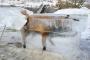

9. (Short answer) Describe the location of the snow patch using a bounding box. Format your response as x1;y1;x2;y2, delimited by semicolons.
0;7;33;30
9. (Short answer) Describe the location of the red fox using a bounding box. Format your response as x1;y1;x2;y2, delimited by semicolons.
21;10;54;51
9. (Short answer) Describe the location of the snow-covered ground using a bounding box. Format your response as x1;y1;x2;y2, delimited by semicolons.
0;46;62;60
0;30;81;60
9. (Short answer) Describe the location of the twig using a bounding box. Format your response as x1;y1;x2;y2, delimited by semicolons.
0;25;6;41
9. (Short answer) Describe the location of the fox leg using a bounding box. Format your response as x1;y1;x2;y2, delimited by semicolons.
41;33;48;51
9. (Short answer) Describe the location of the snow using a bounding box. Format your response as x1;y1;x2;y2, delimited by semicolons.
81;15;90;39
0;7;33;30
0;46;62;60
80;13;90;59
54;8;90;15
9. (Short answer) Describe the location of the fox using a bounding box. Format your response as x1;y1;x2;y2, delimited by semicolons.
20;10;54;51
